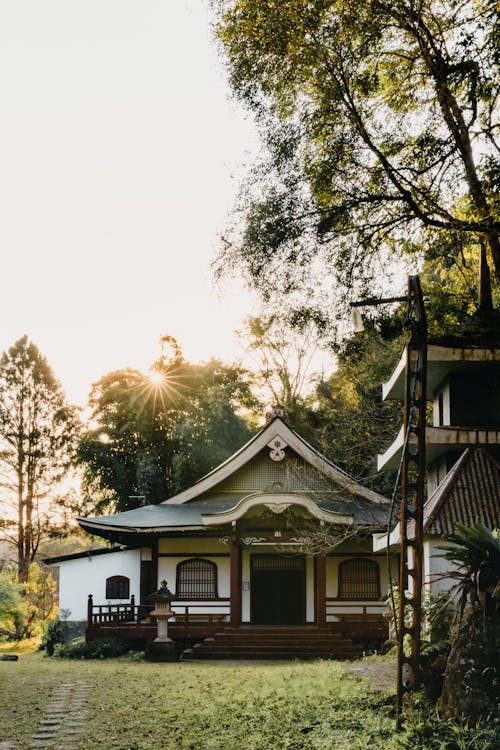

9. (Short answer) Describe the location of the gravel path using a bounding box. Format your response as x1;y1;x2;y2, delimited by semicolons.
347;660;397;692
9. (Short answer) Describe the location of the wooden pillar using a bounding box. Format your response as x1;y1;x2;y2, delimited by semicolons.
87;594;93;627
151;538;159;592
315;553;327;627
230;537;241;628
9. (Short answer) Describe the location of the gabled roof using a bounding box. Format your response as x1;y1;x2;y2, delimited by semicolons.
78;417;390;539
163;417;388;506
423;448;500;535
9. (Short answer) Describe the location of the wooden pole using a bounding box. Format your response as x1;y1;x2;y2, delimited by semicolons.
230;537;241;628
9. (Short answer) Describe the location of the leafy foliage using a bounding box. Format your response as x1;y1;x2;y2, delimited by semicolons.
53;636;138;659
438;521;500;615
0;573;23;639
214;0;500;327
0;337;81;581
0;563;57;639
78;343;257;512
309;326;402;492
438;522;500;720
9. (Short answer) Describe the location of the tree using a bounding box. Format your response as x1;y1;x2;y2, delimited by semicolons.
237;314;322;430
214;0;500;325
78;342;258;512
310;325;402;493
0;337;80;583
438;522;500;720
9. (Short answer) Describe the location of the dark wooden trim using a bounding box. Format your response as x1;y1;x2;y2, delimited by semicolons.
325;551;393;557
230;538;241;628
151;539;158;592
315;553;327;627
157;553;230;558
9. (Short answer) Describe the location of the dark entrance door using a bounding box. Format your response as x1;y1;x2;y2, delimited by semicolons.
251;555;306;625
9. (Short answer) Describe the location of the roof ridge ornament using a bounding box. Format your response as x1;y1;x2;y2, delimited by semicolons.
265;405;288;423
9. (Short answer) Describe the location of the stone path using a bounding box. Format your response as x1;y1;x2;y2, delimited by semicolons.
27;682;90;749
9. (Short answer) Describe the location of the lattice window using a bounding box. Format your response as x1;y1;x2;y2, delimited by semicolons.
176;558;217;599
252;556;305;571
338;559;380;600
106;575;130;600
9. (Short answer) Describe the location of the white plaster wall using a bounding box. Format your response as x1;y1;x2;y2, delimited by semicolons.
432;380;450;426
56;549;141;621
423;538;455;596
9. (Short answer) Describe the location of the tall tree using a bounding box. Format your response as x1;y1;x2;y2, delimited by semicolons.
237;314;322;428
78;342;258;512
0;337;80;582
214;0;500;323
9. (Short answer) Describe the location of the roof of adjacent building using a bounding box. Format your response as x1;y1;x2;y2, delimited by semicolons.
373;447;500;550
423;448;500;535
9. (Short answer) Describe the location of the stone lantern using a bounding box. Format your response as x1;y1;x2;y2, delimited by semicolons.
145;580;177;661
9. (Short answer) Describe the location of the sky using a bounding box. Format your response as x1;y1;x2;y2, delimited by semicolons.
0;0;264;407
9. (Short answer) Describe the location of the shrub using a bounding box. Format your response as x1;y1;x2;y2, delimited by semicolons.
54;636;139;659
42;619;66;655
395;695;500;750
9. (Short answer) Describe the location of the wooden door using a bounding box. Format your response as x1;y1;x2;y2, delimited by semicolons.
251;555;306;625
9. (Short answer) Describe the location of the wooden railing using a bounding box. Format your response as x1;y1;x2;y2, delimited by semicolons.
87;595;154;626
87;595;230;628
170;600;230;627
325;599;387;620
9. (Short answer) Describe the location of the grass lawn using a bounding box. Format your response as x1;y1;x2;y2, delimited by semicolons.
0;652;399;750
1;650;497;750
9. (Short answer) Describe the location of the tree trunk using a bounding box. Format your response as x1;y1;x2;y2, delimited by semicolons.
440;607;500;720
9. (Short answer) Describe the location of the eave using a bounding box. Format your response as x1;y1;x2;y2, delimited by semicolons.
382;344;500;401
377;425;500;471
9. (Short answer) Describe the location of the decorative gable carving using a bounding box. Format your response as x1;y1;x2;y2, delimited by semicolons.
267;436;287;461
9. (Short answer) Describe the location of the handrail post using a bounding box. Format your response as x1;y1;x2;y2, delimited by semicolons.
87;594;93;626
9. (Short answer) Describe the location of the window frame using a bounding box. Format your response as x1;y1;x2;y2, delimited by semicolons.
105;575;130;600
338;558;380;601
175;558;218;600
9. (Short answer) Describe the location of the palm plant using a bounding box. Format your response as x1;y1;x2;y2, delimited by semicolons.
438;521;500;720
438;521;500;619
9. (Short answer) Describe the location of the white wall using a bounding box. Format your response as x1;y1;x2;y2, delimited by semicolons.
423;538;455;596
55;549;141;621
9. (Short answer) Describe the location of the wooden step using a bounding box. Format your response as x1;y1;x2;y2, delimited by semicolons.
180;628;363;661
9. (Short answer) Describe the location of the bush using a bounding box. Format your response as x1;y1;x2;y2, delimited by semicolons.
396;695;500;750
54;636;140;659
42;619;66;655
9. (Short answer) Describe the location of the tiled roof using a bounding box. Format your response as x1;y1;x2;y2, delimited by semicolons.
424;448;500;535
79;491;390;535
